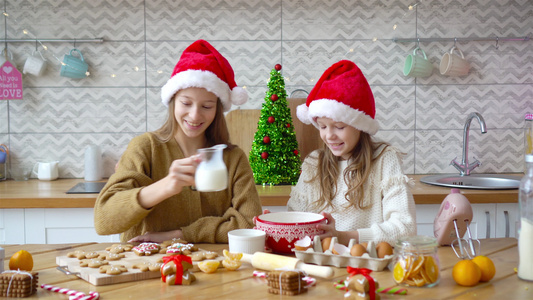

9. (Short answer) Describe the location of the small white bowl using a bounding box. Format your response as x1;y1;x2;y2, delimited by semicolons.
228;229;266;254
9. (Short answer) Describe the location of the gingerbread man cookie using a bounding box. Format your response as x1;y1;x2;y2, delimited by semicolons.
105;243;133;254
79;258;109;268
99;264;128;275
98;251;126;261
132;262;164;272
67;250;100;260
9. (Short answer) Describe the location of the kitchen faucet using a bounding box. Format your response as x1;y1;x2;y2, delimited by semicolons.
450;112;487;176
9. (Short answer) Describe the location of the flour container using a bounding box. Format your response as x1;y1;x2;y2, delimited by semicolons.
518;154;533;281
84;145;102;181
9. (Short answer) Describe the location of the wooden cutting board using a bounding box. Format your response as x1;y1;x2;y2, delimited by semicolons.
56;250;224;286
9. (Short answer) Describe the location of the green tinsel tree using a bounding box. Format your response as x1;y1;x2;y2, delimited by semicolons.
249;64;301;185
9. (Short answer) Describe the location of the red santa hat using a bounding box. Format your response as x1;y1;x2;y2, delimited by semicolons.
296;60;379;135
161;39;248;111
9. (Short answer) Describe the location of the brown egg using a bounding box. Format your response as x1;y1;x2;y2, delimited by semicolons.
360;242;368;250
321;237;332;252
376;241;393;258
350;244;367;257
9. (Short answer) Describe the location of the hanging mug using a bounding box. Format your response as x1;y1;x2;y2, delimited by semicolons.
23;50;47;76
60;49;89;79
440;46;470;76
403;47;433;78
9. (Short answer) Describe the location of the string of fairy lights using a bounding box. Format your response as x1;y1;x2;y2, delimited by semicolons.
1;2;421;80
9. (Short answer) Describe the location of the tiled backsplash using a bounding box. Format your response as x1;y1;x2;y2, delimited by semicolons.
0;0;531;178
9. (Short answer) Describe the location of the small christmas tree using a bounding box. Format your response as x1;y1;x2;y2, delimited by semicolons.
249;64;301;185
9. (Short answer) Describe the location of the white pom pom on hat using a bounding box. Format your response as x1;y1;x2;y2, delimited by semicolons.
296;60;379;135
161;39;248;112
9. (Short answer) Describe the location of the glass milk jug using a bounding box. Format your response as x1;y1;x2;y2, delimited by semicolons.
195;144;228;192
518;154;533;281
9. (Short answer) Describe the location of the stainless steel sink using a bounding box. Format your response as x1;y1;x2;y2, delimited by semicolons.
420;174;521;190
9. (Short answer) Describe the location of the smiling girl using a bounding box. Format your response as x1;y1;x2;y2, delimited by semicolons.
94;40;262;243
287;60;416;245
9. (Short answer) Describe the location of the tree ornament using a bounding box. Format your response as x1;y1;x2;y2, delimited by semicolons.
268;116;275;123
286;123;291;128
261;152;269;159
270;94;278;101
275;64;282;71
293;150;299;155
263;136;271;144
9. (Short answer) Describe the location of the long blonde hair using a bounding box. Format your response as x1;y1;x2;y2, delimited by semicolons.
309;132;389;211
153;96;235;149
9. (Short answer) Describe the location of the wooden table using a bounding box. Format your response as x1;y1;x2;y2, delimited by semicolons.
0;175;520;209
1;238;531;299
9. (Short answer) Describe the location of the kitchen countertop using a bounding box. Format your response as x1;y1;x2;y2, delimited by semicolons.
0;238;530;299
0;174;520;209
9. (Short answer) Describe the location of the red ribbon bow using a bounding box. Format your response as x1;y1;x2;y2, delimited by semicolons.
346;267;376;300
161;255;192;285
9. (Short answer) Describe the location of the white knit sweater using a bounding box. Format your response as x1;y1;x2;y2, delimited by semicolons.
287;145;416;245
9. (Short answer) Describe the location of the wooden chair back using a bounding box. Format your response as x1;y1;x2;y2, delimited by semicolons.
225;98;322;161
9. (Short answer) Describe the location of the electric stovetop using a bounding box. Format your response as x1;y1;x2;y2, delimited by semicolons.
66;182;106;194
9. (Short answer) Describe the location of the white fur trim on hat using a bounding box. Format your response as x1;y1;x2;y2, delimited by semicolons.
301;99;379;135
231;86;248;106
161;69;233;111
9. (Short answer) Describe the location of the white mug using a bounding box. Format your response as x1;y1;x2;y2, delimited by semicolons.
32;161;59;181
440;46;470;76
23;50;47;76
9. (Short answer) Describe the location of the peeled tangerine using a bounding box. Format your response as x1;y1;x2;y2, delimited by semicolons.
222;249;242;271
197;260;220;274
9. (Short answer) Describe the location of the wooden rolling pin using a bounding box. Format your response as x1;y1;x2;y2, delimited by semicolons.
241;252;334;278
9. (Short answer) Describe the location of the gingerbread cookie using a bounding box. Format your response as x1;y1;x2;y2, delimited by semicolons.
67;250;99;260
267;270;307;296
79;258;109;268
132;242;161;256
161;238;188;249
98;251;125;261
0;271;39;298
132;262;164;272
99;264;128;275
105;243;133;254
163;242;197;255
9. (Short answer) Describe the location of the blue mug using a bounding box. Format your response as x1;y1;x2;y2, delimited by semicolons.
0;144;7;164
60;49;88;79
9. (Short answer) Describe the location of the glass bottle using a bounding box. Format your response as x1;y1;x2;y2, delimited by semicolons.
393;235;440;287
518;154;533;281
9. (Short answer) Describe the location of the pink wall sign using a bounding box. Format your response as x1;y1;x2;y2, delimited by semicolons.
0;61;23;100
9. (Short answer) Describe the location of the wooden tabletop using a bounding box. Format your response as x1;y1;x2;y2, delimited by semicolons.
1;238;531;299
0;175;520;209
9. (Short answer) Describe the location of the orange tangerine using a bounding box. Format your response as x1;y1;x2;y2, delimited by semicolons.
472;255;496;282
452;259;481;287
9;250;33;271
223;249;243;261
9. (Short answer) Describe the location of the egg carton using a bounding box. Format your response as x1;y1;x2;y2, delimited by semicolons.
292;236;393;271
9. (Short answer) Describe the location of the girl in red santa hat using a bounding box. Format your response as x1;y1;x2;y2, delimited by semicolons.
94;40;262;243
287;60;416;245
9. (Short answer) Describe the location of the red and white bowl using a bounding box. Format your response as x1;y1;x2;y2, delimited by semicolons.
254;212;326;254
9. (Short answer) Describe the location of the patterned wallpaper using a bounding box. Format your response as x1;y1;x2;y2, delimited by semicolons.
0;0;532;179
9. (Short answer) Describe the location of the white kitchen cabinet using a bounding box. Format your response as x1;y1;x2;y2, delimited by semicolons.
495;203;520;238
0;208;119;244
416;203;520;240
0;209;25;244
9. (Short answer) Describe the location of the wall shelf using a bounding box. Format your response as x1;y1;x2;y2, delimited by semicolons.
393;36;529;43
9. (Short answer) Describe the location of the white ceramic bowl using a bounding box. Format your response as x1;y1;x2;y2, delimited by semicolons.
254;212;326;254
228;229;266;254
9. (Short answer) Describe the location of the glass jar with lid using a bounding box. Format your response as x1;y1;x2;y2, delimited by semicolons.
392;235;440;287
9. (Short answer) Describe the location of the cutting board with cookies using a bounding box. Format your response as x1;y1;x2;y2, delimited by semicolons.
56;241;223;286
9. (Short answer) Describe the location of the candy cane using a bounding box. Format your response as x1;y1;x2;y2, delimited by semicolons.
41;284;99;299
